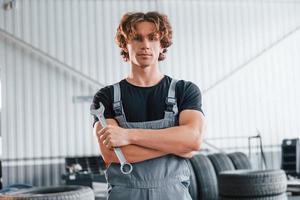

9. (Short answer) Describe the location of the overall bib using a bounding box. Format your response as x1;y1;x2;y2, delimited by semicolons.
105;79;192;200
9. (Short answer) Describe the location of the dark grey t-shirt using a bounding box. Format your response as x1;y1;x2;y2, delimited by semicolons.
91;75;203;126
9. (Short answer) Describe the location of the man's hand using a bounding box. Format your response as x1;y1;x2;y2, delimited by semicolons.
99;125;131;149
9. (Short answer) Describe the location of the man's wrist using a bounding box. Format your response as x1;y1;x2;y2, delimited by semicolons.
128;129;138;144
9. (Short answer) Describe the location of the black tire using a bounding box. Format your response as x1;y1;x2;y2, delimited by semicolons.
0;185;94;200
190;154;218;200
227;152;252;170
186;159;198;200
220;193;288;200
207;153;235;176
219;170;287;197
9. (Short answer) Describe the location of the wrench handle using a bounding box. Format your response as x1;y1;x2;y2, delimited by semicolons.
98;115;107;127
114;147;127;164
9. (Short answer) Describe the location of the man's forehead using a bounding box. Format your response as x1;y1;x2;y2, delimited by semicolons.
134;21;158;35
133;31;158;36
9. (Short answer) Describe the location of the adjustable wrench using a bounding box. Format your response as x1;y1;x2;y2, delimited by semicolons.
90;102;133;174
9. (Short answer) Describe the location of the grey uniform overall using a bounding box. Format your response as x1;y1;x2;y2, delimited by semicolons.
105;79;192;200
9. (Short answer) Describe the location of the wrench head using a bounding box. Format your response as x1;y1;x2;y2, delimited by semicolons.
120;163;133;174
90;102;105;116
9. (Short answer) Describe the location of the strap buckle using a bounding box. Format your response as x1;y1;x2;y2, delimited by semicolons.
113;101;123;116
165;97;178;114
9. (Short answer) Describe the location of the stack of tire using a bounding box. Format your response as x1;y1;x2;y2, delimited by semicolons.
219;170;287;200
0;185;94;200
188;152;288;200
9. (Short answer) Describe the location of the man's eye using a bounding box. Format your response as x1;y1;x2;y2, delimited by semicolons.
133;36;142;41
149;35;159;41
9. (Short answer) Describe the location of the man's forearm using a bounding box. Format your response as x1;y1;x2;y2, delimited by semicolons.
99;137;193;164
101;143;170;164
102;144;193;164
126;110;204;155
128;125;201;155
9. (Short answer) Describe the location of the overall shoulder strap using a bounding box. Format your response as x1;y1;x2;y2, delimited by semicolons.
113;83;123;116
165;79;178;115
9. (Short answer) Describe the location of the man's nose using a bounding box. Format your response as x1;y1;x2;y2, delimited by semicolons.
141;38;150;49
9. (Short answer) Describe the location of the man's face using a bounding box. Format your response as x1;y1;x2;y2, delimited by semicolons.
126;21;163;68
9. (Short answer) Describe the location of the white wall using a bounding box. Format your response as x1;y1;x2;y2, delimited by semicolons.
1;0;300;186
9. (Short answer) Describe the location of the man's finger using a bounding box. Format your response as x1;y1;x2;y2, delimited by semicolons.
100;131;110;141
98;127;110;138
97;126;108;136
106;141;111;149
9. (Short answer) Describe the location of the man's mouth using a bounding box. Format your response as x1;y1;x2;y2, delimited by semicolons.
138;53;152;56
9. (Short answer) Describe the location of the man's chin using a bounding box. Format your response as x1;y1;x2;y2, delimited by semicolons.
132;60;155;68
137;63;152;68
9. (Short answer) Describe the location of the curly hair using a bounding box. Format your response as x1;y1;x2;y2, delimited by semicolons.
115;11;173;62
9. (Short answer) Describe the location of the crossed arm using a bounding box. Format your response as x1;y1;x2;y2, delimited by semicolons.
93;110;205;164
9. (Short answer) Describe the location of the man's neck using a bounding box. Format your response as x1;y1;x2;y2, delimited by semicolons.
127;63;164;87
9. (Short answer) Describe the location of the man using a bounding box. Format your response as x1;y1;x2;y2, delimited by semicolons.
91;11;205;200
